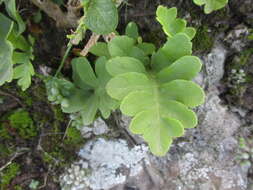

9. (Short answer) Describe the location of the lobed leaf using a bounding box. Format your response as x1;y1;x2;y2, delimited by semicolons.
137;43;156;55
84;0;118;34
0;13;14;85
152;33;192;71
106;57;146;76
106;72;151;100
4;0;25;35
129;110;183;156
72;57;98;89
108;36;135;57
161;80;205;108
157;56;202;83
156;6;196;39
125;22;139;40
13;62;34;91
70;57;118;124
89;42;110;58
193;0;228;14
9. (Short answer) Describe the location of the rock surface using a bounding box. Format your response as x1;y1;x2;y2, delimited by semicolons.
59;43;250;189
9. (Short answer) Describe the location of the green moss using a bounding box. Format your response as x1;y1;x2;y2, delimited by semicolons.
19;91;33;106
14;185;22;190
0;163;20;190
52;106;65;123
64;126;83;145
193;26;214;52
8;109;37;139
239;48;253;66
0;144;14;157
0;124;12;140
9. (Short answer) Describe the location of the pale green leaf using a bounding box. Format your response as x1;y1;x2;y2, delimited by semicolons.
95;57;118;118
193;0;228;14
106;57;146;76
89;42;110;58
4;0;25;35
129;110;183;156
160;100;197;128
69;57;117;121
151;49;171;72
84;0;118;34
129;46;149;64
157;56;202;83
106;72;151;100
162;33;192;63
81;96;99;125
183;27;196;40
125;22;139;39
108;35;135;57
8;31;31;51
166;18;186;37
13;62;34;91
72;57;98;89
161;80;205;108
137;43;156;55
0;13;14;85
120;91;154;116
156;5;195;39
156;6;177;31
61;89;90;113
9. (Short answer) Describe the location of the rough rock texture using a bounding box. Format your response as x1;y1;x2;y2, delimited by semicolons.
59;43;250;190
80;117;109;138
60;139;150;190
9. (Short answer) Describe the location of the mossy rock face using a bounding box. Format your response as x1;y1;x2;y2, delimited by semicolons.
0;163;20;189
193;26;214;53
8;109;37;139
0;109;37;140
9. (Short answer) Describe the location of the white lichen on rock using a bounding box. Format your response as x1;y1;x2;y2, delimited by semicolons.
60;138;149;190
204;44;227;86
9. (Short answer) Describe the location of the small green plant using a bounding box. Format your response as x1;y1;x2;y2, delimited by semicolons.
47;6;205;156
0;0;35;90
105;6;204;156
237;137;253;168
0;162;20;190
193;0;228;14
46;57;118;124
8;109;37;139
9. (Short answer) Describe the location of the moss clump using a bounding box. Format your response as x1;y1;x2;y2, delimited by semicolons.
238;48;253;66
64;126;83;145
193;26;214;52
8;109;37;139
19;91;33;106
0;163;20;190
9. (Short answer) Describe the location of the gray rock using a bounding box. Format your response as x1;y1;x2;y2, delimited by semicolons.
60;43;249;190
203;43;227;86
80;117;109;138
224;25;249;52
60;138;151;190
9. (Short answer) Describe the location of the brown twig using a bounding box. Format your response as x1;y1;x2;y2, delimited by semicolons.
0;148;29;172
80;32;117;56
29;0;80;28
80;33;101;56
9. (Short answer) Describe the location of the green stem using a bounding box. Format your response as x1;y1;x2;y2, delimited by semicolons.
54;17;86;77
54;43;73;77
